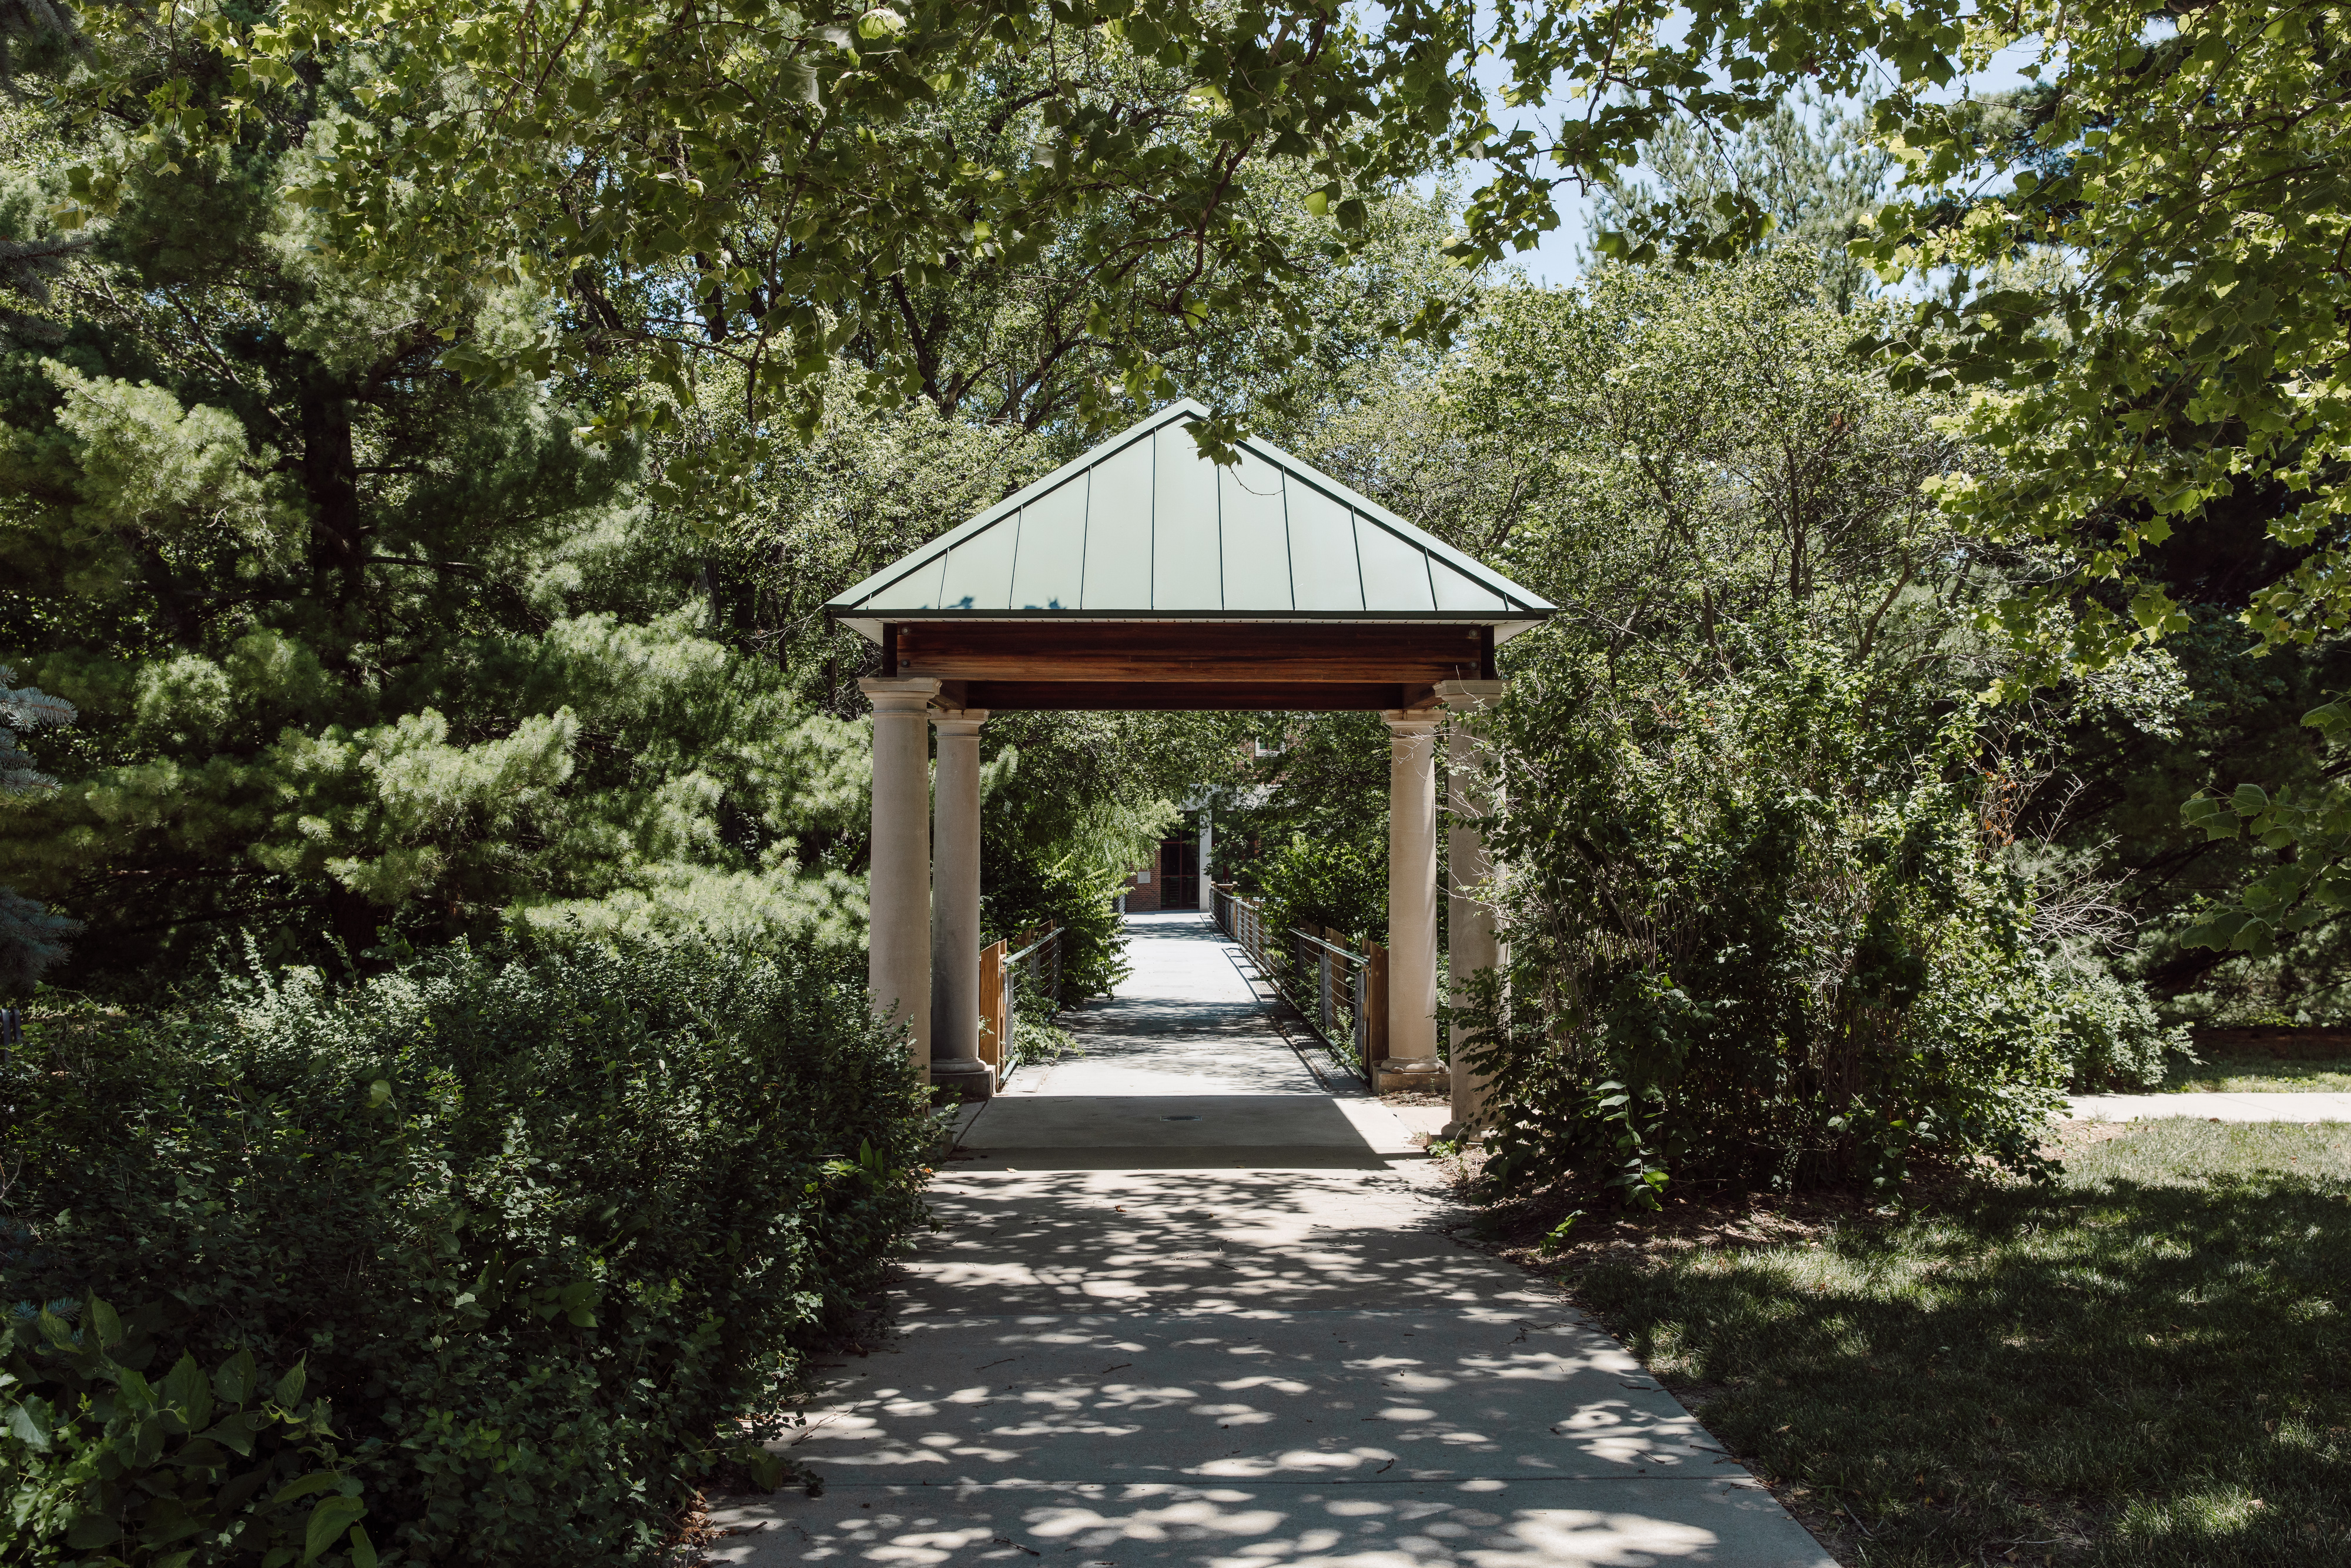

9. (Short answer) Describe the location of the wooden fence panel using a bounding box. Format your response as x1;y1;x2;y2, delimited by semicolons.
979;939;1007;1079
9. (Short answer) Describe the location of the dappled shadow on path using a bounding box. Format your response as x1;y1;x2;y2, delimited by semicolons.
710;1475;1813;1567
904;1167;1493;1316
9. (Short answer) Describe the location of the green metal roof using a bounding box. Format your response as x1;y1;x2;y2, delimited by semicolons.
825;400;1555;643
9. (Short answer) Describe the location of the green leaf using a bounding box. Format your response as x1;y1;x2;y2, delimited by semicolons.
215;1348;258;1407
203;1410;269;1457
272;1359;306;1409
89;1295;124;1349
273;1471;341;1506
6;1399;51;1452
349;1524;380;1568
304;1497;366;1564
2182;793;2242;840
739;1446;790;1490
163;1352;213;1432
66;1513;123;1548
2305;701;2351;744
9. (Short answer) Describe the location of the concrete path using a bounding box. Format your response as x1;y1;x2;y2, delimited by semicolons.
707;913;1833;1567
2067;1091;2351;1123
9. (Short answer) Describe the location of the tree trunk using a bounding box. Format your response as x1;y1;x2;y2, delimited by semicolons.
324;882;380;967
301;381;366;609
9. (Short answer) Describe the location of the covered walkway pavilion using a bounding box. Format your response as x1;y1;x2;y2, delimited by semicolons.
826;397;1549;1120
718;406;1841;1566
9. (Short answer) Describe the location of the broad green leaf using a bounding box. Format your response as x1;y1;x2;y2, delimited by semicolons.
5;1399;50;1452
303;1496;367;1563
2305;701;2351;743
35;1308;73;1350
89;1295;124;1349
163;1352;213;1432
66;1513;123;1548
273;1470;341;1506
203;1409;269;1457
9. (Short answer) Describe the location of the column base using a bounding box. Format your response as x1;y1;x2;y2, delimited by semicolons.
929;1057;996;1103
1375;1056;1449;1095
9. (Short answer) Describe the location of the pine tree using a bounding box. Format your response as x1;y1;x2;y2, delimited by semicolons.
0;61;865;981
0;667;77;992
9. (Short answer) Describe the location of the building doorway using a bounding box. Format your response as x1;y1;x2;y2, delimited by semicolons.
1158;833;1200;910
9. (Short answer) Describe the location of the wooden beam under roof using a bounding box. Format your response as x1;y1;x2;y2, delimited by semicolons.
962;681;1440;711
896;622;1493;685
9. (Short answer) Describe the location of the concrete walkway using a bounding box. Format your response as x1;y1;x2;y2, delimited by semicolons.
708;913;1833;1567
2067;1091;2351;1123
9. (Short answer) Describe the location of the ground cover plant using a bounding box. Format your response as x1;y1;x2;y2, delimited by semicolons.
0;937;931;1566
1471;1120;2351;1566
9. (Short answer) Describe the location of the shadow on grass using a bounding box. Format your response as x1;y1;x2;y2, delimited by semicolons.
1561;1122;2351;1567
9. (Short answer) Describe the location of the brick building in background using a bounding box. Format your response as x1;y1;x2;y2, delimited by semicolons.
1120;808;1211;912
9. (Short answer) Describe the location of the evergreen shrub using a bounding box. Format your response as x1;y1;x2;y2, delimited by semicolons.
0;938;930;1566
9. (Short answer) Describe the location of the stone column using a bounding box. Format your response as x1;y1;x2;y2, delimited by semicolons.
861;677;940;1076
1379;708;1445;1093
1439;679;1509;1134
1197;807;1213;910
929;708;993;1102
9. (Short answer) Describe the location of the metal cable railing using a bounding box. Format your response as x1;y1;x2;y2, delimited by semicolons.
982;925;1064;1087
1212;883;1374;1082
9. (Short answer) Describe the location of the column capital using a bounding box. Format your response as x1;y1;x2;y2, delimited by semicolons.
1379;708;1442;735
930;707;990;733
860;676;941;714
1435;678;1509;712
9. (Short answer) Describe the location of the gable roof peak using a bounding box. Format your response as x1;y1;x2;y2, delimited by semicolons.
825;400;1553;641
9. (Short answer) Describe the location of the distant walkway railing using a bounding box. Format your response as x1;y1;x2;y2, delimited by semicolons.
979;925;1063;1087
1211;883;1382;1083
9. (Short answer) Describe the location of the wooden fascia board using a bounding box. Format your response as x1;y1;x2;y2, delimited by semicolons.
897;621;1491;684
963;681;1424;711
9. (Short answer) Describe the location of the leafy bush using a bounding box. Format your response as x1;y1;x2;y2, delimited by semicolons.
1255;832;1387;947
1462;642;2093;1204
1;937;930;1566
1;1308;366;1567
2044;946;2190;1090
982;853;1130;1004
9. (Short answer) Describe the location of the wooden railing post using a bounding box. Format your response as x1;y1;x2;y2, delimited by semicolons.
978;939;1007;1082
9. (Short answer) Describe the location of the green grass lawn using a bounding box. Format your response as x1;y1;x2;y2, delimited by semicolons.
1525;1122;2351;1566
2161;1055;2351;1093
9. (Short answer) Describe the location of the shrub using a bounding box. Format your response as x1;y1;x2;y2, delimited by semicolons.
2044;947;2191;1090
982;853;1130;1004
0;937;930;1566
1256;832;1387;947
1462;641;2103;1204
1;1309;363;1566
